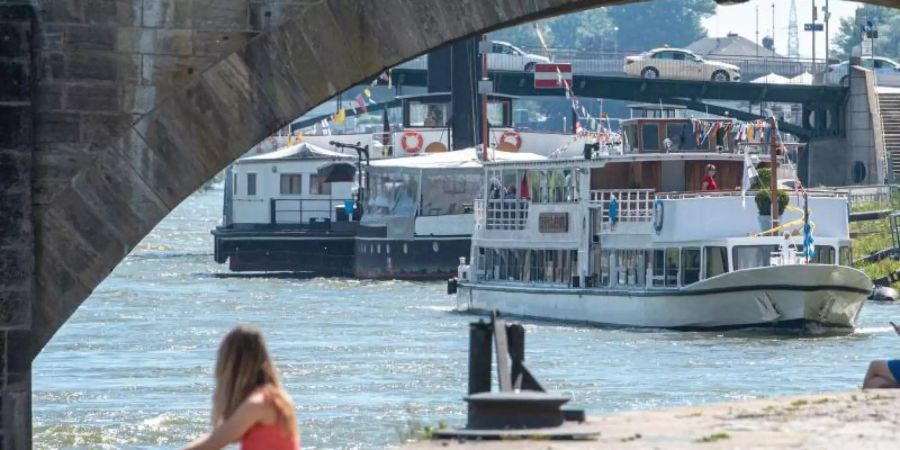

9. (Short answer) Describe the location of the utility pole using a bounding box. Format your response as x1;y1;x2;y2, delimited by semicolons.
756;5;759;57
824;0;830;64
811;0;817;71
772;3;775;53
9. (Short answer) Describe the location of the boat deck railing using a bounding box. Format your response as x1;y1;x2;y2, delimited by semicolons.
654;189;848;200
270;197;354;225
481;199;529;231
591;189;655;226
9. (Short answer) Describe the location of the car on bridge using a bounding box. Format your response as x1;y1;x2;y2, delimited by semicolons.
623;48;741;82
488;40;551;72
826;57;900;86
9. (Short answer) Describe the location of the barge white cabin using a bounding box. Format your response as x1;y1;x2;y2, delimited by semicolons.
453;140;871;330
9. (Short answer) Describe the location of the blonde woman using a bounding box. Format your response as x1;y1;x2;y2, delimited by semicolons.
184;326;299;450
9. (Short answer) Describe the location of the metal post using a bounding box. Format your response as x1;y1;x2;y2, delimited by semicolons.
811;0;816;72
824;0;830;64
468;320;492;395
481;34;488;161
270;199;276;224
768;117;780;229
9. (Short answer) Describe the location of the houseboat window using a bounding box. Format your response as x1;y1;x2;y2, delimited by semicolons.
652;249;679;287
681;248;700;285
666;123;696;151
641;124;659;152
665;248;679;287
733;245;779;270
280;174;302;195
623;125;638;153
525;169;571;203
246;173;257;196
704;247;729;278
814;246;836;264
592;248;611;287
365;172;419;217
615;250;645;287
422;173;480;216
309;174;331;195
487;101;507;127
409;101;449;127
839;246;852;266
480;248;576;285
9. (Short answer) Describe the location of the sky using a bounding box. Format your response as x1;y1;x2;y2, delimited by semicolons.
701;0;868;60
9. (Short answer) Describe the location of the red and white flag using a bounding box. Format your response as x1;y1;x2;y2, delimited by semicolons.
534;63;572;89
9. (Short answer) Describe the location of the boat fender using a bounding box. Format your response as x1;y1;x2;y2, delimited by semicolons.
653;199;664;234
447;277;458;295
401;131;424;154
499;131;522;150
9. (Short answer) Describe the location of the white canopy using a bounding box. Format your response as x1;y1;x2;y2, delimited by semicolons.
240;142;355;162
750;73;790;84
369;147;545;170
788;72;814;85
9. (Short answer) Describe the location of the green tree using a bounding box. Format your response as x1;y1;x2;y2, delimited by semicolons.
490;8;615;51
832;6;900;61
609;0;716;52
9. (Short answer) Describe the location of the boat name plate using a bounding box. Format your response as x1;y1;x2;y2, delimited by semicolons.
538;213;569;233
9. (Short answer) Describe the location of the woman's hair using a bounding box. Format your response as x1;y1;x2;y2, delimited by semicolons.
706;163;717;172
212;325;298;441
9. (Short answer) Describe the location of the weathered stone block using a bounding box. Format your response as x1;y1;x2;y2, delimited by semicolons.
0;22;28;58
0;249;29;285
110;129;199;207
34;23;64;51
66;24;116;51
248;2;305;32
0;106;32;148
116;28;194;55
0;289;30;330
33;82;63;111
35;52;64;81
67;84;120;111
83;0;138;26
68;51;139;82
33;0;85;23
78;112;130;145
142;0;192;28
33;112;79;144
121;84;155;114
0;191;28;248
0;62;28;101
140;54;215;89
192;30;255;56
232;40;311;126
191;0;249;29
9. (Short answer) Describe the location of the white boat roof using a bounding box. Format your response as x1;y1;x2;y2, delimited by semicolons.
369;147;545;170
240;142;355;162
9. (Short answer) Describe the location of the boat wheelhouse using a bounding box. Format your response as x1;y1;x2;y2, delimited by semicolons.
212;143;363;274
356;147;545;279
453;119;871;330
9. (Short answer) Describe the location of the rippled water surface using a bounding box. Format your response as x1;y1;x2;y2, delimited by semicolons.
33;190;900;449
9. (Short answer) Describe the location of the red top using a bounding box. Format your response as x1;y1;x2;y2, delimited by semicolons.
702;174;717;191
241;390;299;450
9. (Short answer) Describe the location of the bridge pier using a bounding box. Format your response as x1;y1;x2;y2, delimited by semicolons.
0;4;35;449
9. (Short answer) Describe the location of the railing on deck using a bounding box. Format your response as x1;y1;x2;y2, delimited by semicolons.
270;198;353;226
484;199;529;231
591;190;654;225
654;189;848;200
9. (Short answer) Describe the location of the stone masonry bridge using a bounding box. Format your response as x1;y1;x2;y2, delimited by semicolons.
0;0;895;447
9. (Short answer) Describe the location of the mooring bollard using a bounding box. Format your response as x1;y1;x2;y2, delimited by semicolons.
468;320;492;395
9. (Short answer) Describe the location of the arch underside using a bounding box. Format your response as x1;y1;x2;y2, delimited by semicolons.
22;0;900;359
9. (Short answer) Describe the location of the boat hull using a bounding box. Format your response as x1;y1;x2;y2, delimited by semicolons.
459;265;871;329
354;236;471;280
213;227;356;275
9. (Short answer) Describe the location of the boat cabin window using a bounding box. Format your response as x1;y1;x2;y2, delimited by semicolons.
665;123;699;151
623;124;638;153
733;245;778;270
839;246;852;266
681;248;701;285
366;171;419;218
704;246;729;278
813;245;835;264
280;174;302;195
421;172;481;216
478;247;576;285
408;101;449;127
615;249;645;287
641;123;659;152
594;249;612;287
246;173;257;196
650;249;679;287
309;174;331;195
487;101;511;127
524;169;575;203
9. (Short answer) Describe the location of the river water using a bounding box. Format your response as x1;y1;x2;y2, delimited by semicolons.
32;189;900;449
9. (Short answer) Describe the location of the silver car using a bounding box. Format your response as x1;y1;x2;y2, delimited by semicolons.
624;48;741;82
487;40;551;72
826;57;900;86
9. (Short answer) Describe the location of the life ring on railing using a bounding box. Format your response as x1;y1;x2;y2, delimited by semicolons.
498;131;522;151
653;199;664;234
401;131;424;154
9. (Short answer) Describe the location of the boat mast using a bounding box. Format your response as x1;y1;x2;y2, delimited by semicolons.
767;116;780;230
481;34;489;161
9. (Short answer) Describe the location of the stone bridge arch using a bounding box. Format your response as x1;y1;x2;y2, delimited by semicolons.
1;0;898;447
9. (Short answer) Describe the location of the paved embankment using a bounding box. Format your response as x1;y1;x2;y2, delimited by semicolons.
403;390;900;449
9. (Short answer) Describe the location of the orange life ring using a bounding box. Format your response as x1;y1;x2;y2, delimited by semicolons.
499;131;522;150
401;131;424;154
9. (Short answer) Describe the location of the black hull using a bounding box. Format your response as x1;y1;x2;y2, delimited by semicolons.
354;236;470;280
213;226;356;275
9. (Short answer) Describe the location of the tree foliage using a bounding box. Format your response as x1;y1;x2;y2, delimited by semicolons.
832;6;900;61
489;0;716;53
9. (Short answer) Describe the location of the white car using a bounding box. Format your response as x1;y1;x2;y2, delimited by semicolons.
624;48;741;82
826;57;900;86
487;41;550;72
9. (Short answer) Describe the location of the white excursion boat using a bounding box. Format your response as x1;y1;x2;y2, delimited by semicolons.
452;117;872;330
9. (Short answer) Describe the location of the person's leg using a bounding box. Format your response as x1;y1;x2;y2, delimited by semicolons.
862;360;900;389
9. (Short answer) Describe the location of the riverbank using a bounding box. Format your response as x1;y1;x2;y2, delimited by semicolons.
403;389;900;449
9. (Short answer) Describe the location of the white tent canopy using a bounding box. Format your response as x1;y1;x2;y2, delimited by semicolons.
788;72;814;85
369;147;545;170
240;142;355;162
750;73;790;84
